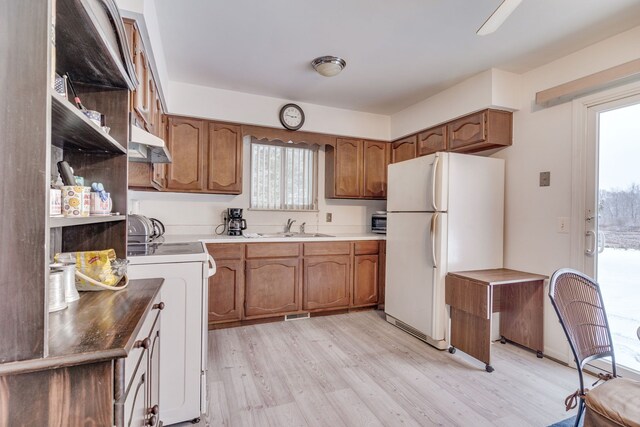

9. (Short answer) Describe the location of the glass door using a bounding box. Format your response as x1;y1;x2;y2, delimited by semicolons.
585;95;640;377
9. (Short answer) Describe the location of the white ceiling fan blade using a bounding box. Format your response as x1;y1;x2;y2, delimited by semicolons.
477;0;523;36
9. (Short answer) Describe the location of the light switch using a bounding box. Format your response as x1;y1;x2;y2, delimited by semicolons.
326;212;332;222
540;171;551;187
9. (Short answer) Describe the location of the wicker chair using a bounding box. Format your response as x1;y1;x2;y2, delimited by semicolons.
549;268;640;427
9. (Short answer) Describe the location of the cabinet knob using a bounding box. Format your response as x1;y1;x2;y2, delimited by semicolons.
153;302;165;310
148;405;159;415
146;415;157;426
135;337;151;349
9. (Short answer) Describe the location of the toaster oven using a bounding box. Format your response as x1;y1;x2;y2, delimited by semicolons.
371;213;387;234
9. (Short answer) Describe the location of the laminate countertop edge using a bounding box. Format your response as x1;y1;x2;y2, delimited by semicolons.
0;278;163;377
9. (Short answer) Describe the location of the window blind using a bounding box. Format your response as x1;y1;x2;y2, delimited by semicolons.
251;142;317;210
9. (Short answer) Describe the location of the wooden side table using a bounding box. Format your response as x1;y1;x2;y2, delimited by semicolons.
445;268;548;372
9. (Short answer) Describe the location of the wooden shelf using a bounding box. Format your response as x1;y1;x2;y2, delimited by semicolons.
50;215;126;228
55;0;136;90
51;92;127;154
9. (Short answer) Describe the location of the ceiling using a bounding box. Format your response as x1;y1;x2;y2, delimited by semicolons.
154;0;640;115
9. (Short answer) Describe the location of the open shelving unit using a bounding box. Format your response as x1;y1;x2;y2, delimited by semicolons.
49;0;136;259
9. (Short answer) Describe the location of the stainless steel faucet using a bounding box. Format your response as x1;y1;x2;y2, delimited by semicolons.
300;222;306;234
285;218;296;233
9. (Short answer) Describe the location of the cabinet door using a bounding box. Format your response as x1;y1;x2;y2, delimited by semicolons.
245;258;300;317
132;29;150;125
147;325;160;426
208;123;243;194
151;113;167;189
363;141;387;198
334;138;363;197
378;241;386;308
391;135;417;163
447;111;486;151
303;256;350;310
417;126;447;157
208;259;244;324
353;255;379;307
165;116;207;191
124;354;149;427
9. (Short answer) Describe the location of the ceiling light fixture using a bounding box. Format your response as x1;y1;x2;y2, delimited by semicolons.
311;56;347;77
477;0;522;36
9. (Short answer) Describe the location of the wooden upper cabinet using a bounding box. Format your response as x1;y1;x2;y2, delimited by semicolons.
353;254;379;307
208;123;242;194
208;259;244;324
363;141;387;198
448;109;512;153
165;116;207;191
303;256;351;310
418;125;447;157
391;135;417;163
334;138;363;198
132;28;150;125
245;258;300;317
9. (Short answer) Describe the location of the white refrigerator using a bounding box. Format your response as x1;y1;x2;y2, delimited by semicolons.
385;152;504;349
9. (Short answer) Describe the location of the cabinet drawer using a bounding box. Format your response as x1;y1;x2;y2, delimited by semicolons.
303;242;350;256
124;294;162;391
246;243;300;259
354;240;379;255
206;243;244;260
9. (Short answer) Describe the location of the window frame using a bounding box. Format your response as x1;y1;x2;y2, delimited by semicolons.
249;139;319;212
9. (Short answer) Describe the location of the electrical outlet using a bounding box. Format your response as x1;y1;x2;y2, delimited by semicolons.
326;212;332;222
540;171;551;187
557;217;570;233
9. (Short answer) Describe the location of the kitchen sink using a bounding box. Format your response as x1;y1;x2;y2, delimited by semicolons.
256;232;334;238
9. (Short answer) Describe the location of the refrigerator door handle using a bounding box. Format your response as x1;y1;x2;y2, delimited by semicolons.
430;213;438;268
207;254;217;277
431;154;440;211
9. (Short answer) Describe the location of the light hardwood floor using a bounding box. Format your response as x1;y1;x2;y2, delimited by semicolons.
197;310;583;426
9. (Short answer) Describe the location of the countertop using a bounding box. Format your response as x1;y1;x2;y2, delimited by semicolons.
161;232;386;244
0;278;163;376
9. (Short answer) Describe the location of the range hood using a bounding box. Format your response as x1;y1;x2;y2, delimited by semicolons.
128;124;172;163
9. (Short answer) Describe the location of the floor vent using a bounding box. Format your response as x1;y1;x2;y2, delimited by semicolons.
285;313;310;321
389;317;428;342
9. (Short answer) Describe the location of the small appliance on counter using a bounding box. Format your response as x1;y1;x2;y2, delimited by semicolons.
371;212;387;234
128;214;165;243
226;208;247;236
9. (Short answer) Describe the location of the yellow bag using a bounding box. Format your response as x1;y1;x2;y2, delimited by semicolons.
55;249;128;291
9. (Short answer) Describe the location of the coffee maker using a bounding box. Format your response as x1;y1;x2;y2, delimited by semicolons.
226;208;247;236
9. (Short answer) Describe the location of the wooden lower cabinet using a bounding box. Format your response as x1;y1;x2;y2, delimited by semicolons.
245;258;300;317
207;259;244;324
378;241;386;309
303;256;351;310
353;254;379;307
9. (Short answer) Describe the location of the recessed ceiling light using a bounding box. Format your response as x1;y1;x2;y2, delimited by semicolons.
311;56;347;77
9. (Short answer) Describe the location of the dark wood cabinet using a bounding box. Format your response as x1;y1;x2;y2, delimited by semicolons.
353;255;379;307
165;116;207;191
303;256;351;310
208;123;243;194
378;241;386;309
326;138;387;200
245;258;300;317
391;135;417;163
363;140;388;198
447;109;512;153
207;259;244;324
418;125;447;157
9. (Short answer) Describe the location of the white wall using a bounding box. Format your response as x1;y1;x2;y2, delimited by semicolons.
390;68;522;140
130;137;385;235
168;81;391;141
493;25;640;362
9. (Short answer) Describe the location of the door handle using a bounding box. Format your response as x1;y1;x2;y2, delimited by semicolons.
585;230;596;256
207;254;217;277
431;154;440;212
430;213;438;268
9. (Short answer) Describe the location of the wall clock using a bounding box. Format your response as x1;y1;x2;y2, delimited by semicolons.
279;103;305;131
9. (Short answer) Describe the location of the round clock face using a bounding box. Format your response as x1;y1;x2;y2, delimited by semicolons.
279;104;305;130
